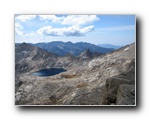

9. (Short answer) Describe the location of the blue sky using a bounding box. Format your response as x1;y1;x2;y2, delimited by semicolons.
15;15;135;46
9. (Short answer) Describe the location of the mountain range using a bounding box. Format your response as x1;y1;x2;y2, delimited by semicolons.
31;41;114;56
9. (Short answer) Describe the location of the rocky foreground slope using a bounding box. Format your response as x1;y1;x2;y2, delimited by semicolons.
15;43;135;105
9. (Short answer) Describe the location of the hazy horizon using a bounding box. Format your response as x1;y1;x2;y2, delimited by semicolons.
15;15;135;46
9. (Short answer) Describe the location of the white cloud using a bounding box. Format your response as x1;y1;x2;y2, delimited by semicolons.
37;25;94;36
97;25;135;31
62;15;100;25
15;15;98;37
16;15;36;22
15;15;100;25
38;15;99;25
15;22;35;37
15;23;24;35
38;15;64;23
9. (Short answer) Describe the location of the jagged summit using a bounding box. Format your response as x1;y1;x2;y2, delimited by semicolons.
79;49;92;57
78;48;102;60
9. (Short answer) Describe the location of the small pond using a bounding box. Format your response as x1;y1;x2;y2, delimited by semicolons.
32;68;67;77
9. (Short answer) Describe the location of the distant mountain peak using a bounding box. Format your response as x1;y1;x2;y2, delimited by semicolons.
98;44;122;50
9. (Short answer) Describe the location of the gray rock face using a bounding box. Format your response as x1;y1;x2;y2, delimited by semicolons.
116;84;135;105
15;43;135;105
101;57;135;105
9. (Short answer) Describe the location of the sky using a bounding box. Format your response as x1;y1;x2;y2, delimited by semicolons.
15;15;135;46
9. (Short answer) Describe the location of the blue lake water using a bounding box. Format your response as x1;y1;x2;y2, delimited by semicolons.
32;68;67;77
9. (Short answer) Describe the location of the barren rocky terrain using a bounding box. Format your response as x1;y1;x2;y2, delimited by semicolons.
15;42;135;105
